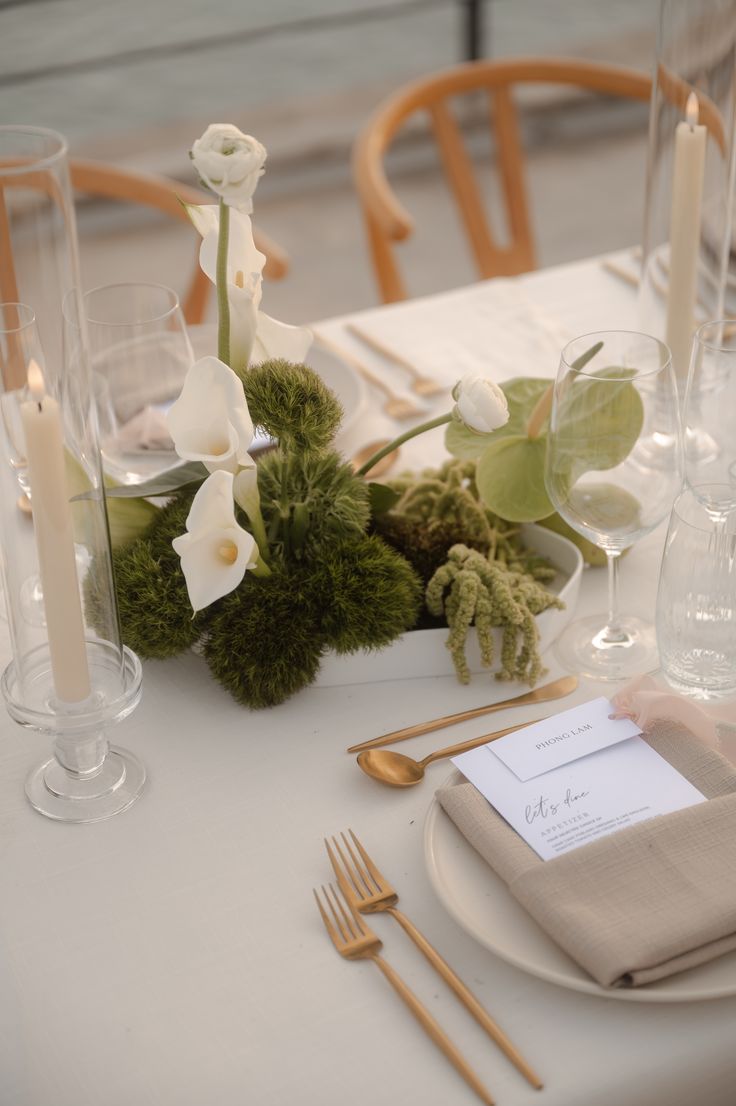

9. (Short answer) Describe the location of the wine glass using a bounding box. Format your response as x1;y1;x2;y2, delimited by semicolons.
683;320;736;514
74;282;194;485
544;331;682;680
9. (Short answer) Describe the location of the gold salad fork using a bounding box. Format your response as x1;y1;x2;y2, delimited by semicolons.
314;883;495;1106
326;831;543;1090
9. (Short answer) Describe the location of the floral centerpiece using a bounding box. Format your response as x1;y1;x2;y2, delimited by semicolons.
102;124;624;709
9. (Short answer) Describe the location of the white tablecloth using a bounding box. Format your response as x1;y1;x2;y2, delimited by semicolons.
1;254;735;1106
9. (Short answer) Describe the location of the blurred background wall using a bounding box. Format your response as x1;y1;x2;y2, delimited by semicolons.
1;0;660;316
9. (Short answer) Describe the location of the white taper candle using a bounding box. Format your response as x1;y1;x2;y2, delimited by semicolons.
20;360;91;703
665;92;707;383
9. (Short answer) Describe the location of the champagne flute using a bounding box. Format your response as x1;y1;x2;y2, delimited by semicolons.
544;331;681;680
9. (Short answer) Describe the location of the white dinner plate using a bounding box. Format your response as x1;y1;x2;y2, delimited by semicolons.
424;770;736;1003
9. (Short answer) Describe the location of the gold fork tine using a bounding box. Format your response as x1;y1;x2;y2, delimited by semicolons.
348;828;385;888
327;882;361;941
341;832;379;895
326;835;369;900
313;887;341;946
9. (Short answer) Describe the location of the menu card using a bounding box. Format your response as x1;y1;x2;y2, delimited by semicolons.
452;697;706;861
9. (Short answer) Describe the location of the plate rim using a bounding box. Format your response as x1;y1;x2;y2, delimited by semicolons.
423;769;736;1004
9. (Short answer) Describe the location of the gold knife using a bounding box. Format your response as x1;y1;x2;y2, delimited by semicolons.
346;674;577;753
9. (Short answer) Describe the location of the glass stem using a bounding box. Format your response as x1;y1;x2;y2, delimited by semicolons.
54;730;108;777
602;551;627;645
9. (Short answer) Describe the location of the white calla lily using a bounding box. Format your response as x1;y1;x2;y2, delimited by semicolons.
172;470;259;612
185;202;312;372
167;356;254;473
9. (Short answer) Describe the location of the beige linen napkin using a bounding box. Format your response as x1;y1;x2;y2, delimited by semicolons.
437;721;736;988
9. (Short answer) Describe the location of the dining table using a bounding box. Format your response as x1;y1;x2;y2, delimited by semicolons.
1;250;735;1106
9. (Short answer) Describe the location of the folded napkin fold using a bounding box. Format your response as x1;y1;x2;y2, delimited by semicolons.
437;721;736;988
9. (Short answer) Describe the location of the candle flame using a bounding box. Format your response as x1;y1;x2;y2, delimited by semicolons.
27;359;46;401
686;92;700;128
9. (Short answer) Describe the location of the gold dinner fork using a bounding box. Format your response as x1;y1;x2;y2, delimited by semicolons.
326;830;543;1090
314;882;495;1106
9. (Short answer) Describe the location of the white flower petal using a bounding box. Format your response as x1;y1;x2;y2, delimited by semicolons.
172;470;258;611
198;209;266;286
190;124;267;211
233;462;259;515
183;202;219;239
167;356;254;470
454;373;509;433
185;469;238;533
228;278;260;374
173;526;256;611
250;311;313;365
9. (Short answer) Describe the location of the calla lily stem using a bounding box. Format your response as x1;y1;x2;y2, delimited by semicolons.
251;556;272;578
247;509;271;566
216;198;231;365
355;413;452;477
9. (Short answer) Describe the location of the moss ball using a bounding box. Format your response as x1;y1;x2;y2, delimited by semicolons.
111;488;205;658
242;359;343;452
113;537;205;658
203;565;325;708
257;448;370;561
318;534;422;653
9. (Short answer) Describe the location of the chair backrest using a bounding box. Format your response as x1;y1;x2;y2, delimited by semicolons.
69;160;289;324
352;57;655;303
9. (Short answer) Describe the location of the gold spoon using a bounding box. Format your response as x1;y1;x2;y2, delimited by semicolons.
351;441;400;480
357;716;546;787
348;674;577;752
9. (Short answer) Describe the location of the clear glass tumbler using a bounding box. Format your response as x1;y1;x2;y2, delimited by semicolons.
683;320;736;513
656;484;736;699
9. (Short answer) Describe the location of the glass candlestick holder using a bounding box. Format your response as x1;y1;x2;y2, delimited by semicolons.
0;305;146;821
2;642;144;821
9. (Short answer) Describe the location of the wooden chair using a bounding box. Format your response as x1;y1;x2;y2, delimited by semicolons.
352;57;655;303
69;160;289;324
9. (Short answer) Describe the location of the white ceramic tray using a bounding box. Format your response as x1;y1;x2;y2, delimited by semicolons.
315;524;583;687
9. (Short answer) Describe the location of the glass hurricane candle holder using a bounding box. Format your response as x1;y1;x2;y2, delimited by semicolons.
639;0;736;386
0;125;145;821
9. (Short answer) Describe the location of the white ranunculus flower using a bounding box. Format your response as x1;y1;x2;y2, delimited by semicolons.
172;470;258;612
167;356;254;473
453;373;510;434
185;203;312;372
190;124;267;212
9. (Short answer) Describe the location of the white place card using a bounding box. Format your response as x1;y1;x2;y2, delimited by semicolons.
452;699;706;861
490;696;642;781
